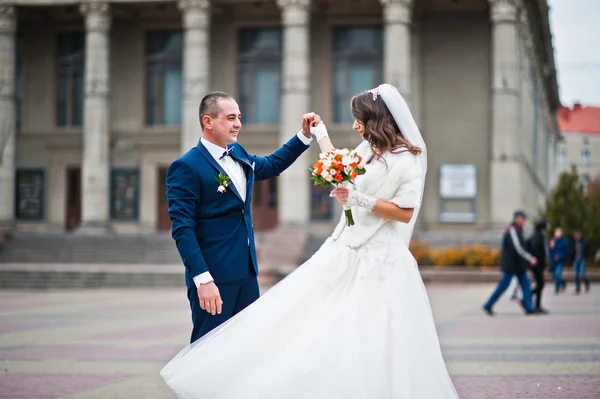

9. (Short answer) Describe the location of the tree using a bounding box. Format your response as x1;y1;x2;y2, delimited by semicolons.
540;166;600;263
584;176;600;260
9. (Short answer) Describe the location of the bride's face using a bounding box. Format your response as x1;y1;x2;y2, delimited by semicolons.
353;120;365;138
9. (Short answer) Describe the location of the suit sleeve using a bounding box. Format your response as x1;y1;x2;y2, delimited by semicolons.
166;160;209;277
249;134;310;181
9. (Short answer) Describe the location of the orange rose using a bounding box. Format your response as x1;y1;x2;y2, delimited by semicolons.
335;174;343;182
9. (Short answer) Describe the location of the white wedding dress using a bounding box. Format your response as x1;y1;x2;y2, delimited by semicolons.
161;141;459;398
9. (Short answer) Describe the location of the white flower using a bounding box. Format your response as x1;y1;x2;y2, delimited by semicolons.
358;160;366;169
217;185;226;193
325;174;334;182
341;155;354;166
320;170;330;179
322;159;332;168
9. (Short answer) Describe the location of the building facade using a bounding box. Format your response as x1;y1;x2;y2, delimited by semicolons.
0;0;560;236
557;104;600;187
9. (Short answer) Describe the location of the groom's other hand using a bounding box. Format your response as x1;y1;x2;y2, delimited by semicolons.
198;282;223;315
301;113;322;138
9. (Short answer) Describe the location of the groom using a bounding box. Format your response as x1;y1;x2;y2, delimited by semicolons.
167;91;319;343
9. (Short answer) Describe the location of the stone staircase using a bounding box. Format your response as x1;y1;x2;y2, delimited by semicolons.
0;230;310;289
0;232;182;264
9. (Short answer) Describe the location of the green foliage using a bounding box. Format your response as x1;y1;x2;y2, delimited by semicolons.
539;165;600;263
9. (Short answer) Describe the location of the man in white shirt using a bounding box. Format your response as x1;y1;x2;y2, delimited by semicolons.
167;91;319;343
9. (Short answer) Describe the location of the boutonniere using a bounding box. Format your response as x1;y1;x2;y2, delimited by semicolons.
215;173;232;193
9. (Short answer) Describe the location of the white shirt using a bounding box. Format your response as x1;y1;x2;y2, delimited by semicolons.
193;132;313;287
201;137;248;202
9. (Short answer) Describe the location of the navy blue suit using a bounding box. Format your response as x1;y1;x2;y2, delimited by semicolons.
167;135;310;343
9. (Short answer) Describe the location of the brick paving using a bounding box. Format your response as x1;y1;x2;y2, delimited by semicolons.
0;283;598;398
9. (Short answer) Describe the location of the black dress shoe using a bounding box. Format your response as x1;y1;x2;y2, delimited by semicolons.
482;306;494;316
585;280;591;293
535;308;549;314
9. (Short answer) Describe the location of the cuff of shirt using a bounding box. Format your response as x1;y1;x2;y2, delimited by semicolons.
193;271;214;288
296;130;313;145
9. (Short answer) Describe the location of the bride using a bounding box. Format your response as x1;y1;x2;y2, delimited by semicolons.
160;84;459;399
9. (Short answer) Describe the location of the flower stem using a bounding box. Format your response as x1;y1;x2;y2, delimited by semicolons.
345;209;355;226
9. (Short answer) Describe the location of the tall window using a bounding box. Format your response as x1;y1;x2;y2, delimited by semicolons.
582;147;591;166
57;32;85;127
146;30;183;126
333;27;383;123
559;146;567;164
15;34;23;131
238;28;282;124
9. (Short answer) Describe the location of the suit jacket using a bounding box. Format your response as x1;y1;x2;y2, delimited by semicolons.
167;135;310;287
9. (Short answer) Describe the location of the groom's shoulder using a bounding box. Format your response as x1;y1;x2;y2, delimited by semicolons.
168;148;199;173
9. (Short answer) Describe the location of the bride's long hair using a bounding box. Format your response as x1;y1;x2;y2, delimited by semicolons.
351;90;422;160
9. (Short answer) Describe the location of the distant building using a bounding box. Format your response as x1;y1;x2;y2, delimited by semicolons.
0;0;560;236
557;104;600;188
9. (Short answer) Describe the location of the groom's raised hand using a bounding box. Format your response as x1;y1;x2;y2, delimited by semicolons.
301;113;322;138
198;282;223;316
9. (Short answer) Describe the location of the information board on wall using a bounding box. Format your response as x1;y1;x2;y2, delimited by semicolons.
439;164;477;223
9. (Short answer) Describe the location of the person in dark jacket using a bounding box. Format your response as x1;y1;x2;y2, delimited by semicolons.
527;220;550;313
550;228;570;294
572;230;590;294
483;210;541;316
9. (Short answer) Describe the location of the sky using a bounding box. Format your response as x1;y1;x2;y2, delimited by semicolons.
548;0;600;107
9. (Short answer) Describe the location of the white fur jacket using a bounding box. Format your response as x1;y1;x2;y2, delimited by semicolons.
328;140;423;248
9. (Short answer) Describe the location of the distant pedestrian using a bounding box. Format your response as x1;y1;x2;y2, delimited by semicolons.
483;210;542;316
550;228;569;294
572;230;590;294
527;220;550;313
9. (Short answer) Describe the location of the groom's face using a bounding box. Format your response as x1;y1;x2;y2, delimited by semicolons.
205;98;242;147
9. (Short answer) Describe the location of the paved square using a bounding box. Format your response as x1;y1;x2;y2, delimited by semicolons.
0;283;598;398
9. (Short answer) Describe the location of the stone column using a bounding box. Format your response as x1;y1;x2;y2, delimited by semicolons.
380;0;413;103
489;0;521;228
277;0;311;224
79;2;111;233
179;0;210;154
0;5;16;232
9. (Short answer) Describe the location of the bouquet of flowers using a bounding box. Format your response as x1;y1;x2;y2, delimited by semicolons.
309;149;367;226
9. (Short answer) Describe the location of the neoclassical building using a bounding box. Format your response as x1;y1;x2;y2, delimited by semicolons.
0;0;560;236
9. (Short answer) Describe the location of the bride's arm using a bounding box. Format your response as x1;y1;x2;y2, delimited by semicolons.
371;202;414;223
331;158;422;224
310;123;335;153
330;189;414;223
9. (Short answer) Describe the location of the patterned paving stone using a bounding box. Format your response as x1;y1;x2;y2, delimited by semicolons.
453;376;600;399
0;283;598;398
0;373;135;399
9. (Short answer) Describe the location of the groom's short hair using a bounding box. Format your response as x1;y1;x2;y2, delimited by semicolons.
199;91;235;130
